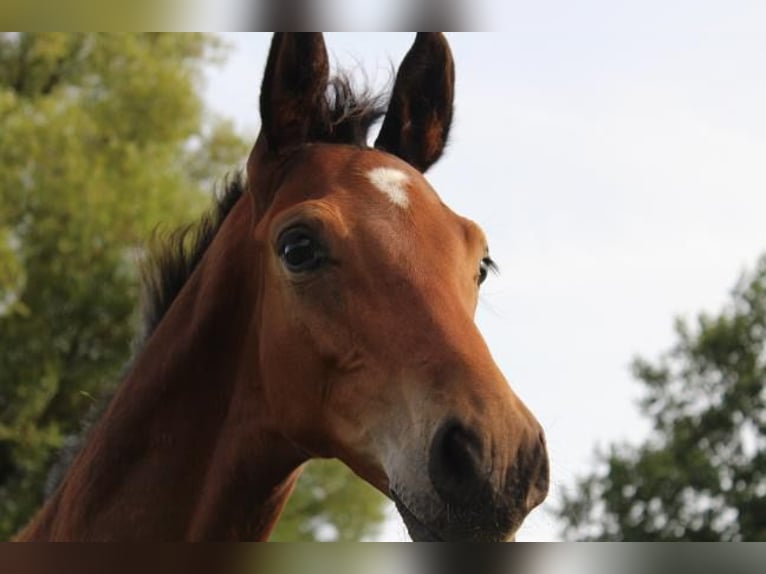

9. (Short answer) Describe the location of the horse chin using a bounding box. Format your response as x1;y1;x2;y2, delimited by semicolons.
390;489;522;542
390;491;444;542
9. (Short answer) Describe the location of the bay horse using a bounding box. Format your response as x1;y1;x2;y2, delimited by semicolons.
18;33;548;542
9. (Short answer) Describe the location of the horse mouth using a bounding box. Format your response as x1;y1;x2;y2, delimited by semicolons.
390;490;444;542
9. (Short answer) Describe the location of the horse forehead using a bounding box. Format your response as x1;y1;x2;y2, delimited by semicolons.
365;166;411;208
344;151;440;209
277;145;451;228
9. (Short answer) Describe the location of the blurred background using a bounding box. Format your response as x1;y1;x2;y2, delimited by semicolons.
1;19;766;542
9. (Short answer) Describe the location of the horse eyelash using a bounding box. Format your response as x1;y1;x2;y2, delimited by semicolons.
483;257;500;275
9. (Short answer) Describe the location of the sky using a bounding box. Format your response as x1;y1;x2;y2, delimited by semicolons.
201;17;766;541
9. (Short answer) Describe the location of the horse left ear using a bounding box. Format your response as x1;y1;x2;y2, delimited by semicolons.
375;33;455;172
258;33;330;153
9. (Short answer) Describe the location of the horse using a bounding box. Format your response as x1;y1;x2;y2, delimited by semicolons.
18;32;549;541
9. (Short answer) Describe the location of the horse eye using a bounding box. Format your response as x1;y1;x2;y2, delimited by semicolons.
478;257;496;286
278;228;325;273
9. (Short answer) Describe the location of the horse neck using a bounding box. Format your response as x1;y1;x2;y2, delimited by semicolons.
20;194;306;541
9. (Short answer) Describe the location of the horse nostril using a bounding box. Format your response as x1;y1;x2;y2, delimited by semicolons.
428;420;486;504
441;423;483;478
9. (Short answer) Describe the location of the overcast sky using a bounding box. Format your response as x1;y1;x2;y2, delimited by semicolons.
201;18;766;540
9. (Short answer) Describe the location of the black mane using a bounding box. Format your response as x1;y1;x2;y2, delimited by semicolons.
317;75;387;146
139;175;245;339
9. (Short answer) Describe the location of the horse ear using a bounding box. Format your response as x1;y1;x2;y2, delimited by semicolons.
259;33;329;153
375;33;455;172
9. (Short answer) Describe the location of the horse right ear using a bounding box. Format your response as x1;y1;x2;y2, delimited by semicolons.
375;33;455;172
258;33;330;153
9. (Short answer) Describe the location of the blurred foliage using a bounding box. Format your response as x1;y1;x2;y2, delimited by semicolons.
272;460;387;541
0;32;387;541
557;255;766;540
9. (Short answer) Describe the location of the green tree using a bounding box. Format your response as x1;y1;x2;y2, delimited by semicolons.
0;31;233;539
0;33;387;541
272;460;387;541
557;255;766;541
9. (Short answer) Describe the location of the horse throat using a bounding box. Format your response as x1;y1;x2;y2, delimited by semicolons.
18;197;306;541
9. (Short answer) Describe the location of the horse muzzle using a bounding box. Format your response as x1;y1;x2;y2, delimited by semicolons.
391;418;549;542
